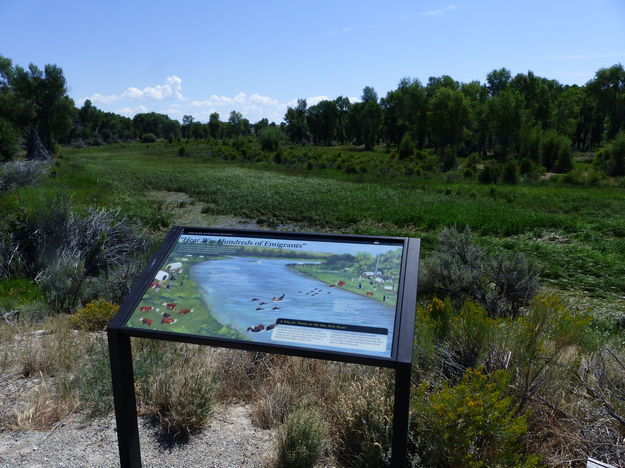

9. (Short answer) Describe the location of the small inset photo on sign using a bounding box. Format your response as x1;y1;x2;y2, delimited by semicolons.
123;232;404;358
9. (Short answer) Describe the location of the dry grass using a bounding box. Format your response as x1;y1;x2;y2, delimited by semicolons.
250;355;352;430
16;316;86;377
526;397;625;467
139;343;216;438
211;348;273;402
8;374;78;430
331;369;394;466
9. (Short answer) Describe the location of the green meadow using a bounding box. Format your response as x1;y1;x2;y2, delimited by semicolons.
28;143;623;310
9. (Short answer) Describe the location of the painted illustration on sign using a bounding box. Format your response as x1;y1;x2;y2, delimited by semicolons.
123;234;404;358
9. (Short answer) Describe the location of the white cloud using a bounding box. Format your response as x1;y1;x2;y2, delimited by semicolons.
419;5;457;16
121;75;185;100
307;95;330;106
84;92;121;104
84;81;346;122
85;76;186;105
117;105;148;116
249;93;280;106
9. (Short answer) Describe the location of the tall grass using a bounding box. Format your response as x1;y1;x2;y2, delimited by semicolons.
35;144;624;307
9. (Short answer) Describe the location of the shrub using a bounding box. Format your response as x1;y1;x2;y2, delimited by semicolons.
4;196;148;312
554;146;573;173
333;371;394;467
465;152;481;168
502;160;519;184
70;300;118;331
0;278;44;311
541;130;570;172
0;160;50;191
478;162;499;184
258;126;283;152
411;367;539;467
509;294;593;411
445;301;497;375
140;133;157;143
398;133;416;160
440;148;457;172
519;157;537;177
177;145;188;156
596;131;625;176
275;407;327;468
419;227;539;318
142;344;215;438
561;167;602;185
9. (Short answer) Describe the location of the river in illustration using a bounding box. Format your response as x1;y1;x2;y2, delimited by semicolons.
191;257;396;357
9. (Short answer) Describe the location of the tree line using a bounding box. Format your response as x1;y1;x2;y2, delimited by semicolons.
1;53;624;173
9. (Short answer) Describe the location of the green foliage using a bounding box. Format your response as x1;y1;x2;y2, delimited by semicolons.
509;294;593;410
0;278;43;304
596;132;625;176
177;145;188;156
258;125;283;151
1;194;148;312
428;87;469;150
502;160;519;184
140;132;157;143
560;167;602;185
275;407;327;468
411;367;539;467
541;130;570;172
440;148;457;172
478;162;499;184
70;299;118;331
398;132;416;160
0;118;20;161
420;227;539;318
519;157;537;178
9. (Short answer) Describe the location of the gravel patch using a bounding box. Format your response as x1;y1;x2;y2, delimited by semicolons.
0;404;275;467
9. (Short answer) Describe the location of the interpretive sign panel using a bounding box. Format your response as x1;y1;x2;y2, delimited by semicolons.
120;229;406;360
108;227;419;467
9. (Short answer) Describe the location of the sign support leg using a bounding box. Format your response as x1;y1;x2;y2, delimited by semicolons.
108;330;141;468
391;362;411;467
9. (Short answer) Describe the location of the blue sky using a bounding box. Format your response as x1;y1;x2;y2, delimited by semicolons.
1;0;624;123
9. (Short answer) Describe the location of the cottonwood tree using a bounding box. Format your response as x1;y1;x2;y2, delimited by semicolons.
428;87;469;152
284;99;309;144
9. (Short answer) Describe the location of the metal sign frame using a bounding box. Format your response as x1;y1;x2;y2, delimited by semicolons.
107;226;419;467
